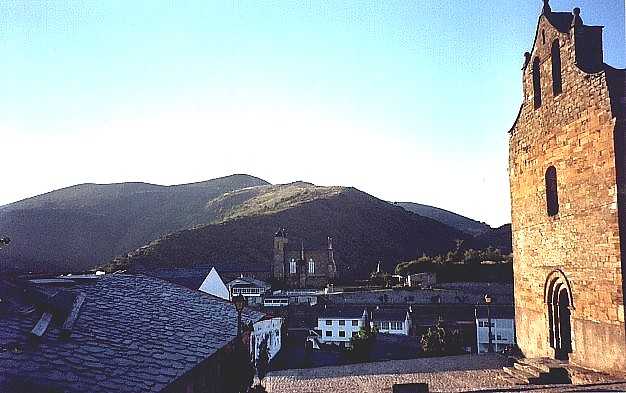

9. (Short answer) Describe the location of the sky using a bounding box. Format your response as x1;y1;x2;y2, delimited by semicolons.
1;0;624;227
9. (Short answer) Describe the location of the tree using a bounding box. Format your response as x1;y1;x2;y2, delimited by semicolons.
256;337;270;387
349;324;378;362
420;320;463;356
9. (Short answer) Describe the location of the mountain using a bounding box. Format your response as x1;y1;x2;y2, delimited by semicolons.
395;202;491;236
0;174;269;273
105;183;481;280
474;224;512;254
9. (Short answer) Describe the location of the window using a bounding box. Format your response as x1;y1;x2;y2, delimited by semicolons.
551;40;562;96
352;320;359;326
545;166;559;216
325;320;332;326
533;57;542;109
339;320;345;326
381;321;390;330
325;331;332;337
308;258;315;274
541;29;546;44
289;258;296;274
339;331;346;337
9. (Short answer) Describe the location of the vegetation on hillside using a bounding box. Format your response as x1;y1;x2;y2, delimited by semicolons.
395;243;513;283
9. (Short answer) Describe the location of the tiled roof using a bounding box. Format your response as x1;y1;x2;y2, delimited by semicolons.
0;274;263;393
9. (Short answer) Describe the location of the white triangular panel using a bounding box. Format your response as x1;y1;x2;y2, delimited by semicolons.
198;267;230;300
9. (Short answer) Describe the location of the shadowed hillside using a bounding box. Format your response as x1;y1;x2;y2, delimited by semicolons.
395;202;491;236
0;174;269;273
106;185;484;281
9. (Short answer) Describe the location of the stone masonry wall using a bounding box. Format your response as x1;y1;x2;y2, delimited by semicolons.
509;13;626;373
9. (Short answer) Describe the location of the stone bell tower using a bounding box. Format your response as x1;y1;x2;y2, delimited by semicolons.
508;1;626;373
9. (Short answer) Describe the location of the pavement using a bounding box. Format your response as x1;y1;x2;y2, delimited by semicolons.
264;354;626;393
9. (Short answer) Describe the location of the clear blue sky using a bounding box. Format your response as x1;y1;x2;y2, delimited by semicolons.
1;0;624;227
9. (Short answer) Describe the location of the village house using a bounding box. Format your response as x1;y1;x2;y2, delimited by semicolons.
509;0;626;373
475;306;516;354
225;276;271;306
316;306;367;345
250;315;283;362
371;307;412;336
0;273;263;393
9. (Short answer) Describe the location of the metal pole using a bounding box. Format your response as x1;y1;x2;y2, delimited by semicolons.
487;304;493;353
237;310;242;339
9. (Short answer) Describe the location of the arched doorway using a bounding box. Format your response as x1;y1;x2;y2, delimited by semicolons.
545;270;573;360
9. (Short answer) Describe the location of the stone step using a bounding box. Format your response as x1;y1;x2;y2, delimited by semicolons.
503;366;535;384
513;361;542;378
516;358;552;374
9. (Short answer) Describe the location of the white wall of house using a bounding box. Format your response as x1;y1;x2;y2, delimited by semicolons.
317;317;364;343
252;317;283;361
372;313;411;335
476;317;515;353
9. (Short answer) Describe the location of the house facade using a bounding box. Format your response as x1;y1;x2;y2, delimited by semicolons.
475;307;516;354
316;307;367;345
371;308;412;336
226;276;271;305
251;316;283;362
509;0;626;373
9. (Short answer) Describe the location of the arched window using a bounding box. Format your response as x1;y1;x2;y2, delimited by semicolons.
308;258;315;274
533;57;542;109
545;166;559;216
551;40;562;96
289;258;296;274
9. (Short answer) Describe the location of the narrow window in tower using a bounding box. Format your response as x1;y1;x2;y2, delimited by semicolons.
533;57;542;109
545;166;559;216
308;258;315;274
551;40;562;96
290;258;296;274
542;30;546;44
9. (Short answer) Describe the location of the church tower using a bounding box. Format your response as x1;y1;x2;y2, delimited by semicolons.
509;1;626;373
272;228;288;283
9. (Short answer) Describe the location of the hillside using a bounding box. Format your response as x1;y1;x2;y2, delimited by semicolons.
0;174;269;273
395;202;491;236
106;183;484;280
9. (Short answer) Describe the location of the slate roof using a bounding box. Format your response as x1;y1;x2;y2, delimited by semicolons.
319;306;366;319
226;276;270;288
370;308;409;322
0;274;263;393
475;305;515;320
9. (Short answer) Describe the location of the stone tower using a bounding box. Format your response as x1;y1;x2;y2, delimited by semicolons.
508;1;626;373
273;228;288;282
271;229;337;288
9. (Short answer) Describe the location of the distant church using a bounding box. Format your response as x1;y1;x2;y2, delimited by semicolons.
272;228;337;288
509;1;625;373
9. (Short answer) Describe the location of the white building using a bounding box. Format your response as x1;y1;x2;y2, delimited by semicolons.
371;308;412;336
198;267;230;300
475;306;516;354
316;306;367;345
251;316;283;362
225;276;271;305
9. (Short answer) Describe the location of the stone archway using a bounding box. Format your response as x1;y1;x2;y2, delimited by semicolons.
544;270;574;360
